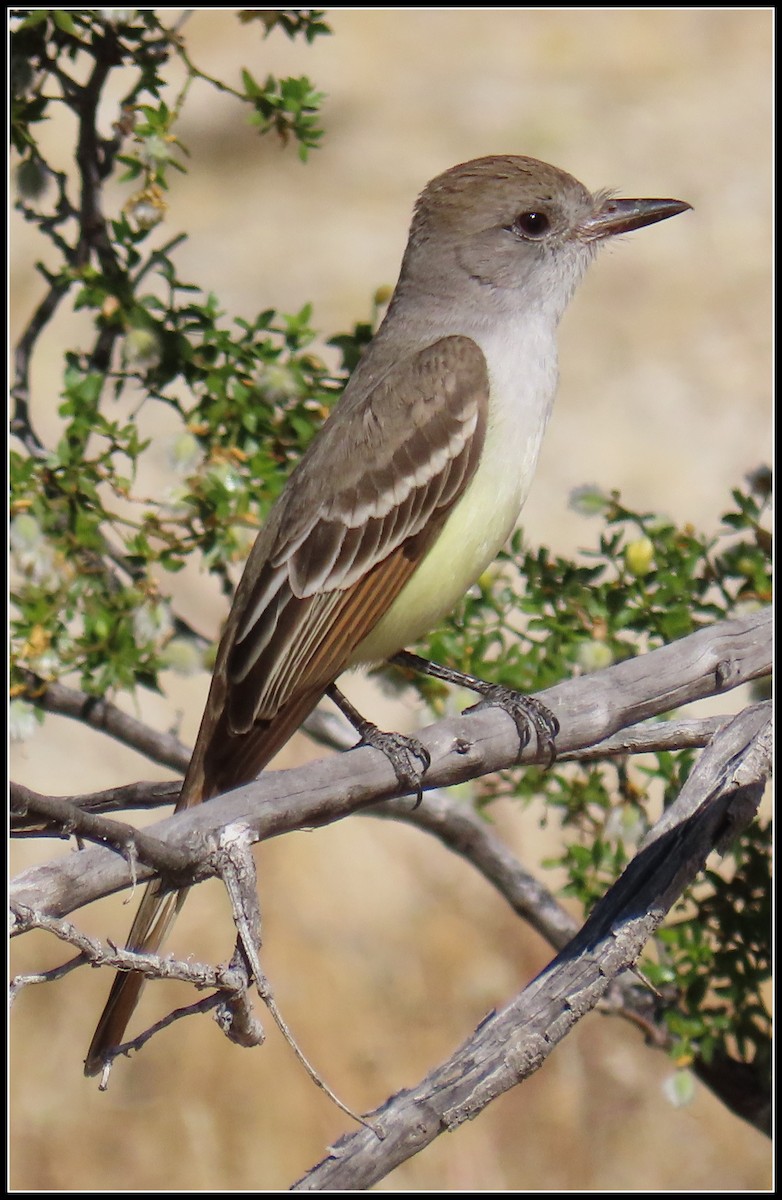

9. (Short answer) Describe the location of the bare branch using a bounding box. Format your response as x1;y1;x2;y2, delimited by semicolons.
9;952;90;1005
10;905;243;996
94;992;232;1091
9;785;195;880
73;30;123;277
16;671;191;773
10;779;181;832
212;823;378;1131
14;602;768;805
11;273;73;457
213;824;265;987
559;713;727;758
8;713;730;834
307;702;732;761
291;704;770;1188
10;609;771;921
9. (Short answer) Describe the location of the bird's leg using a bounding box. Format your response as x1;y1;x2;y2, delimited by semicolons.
326;684;431;803
390;650;559;766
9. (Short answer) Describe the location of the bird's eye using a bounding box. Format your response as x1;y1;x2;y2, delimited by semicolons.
510;210;551;239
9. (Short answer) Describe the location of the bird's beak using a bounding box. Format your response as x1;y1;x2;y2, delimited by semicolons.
578;196;692;242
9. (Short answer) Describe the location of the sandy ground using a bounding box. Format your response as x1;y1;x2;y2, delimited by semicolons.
10;9;771;1191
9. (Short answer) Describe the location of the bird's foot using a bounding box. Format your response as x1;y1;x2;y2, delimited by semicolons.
327;683;430;803
464;685;559;765
355;722;431;805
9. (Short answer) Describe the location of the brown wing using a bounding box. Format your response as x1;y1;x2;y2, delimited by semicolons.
196;333;490;799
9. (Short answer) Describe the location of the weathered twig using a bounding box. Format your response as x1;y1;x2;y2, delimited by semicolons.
212;824;377;1131
9;785;194;880
10;779;182;833
10;904;243;994
9;951;90;1004
16;604;770;787
93;992;233;1091
15;671;192;774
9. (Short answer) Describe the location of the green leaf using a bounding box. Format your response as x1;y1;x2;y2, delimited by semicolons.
52;10;78;36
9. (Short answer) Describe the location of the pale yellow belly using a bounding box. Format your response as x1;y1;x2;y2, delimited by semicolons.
351;388;544;665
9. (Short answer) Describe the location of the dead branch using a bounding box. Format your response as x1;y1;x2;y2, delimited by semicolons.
10;608;771;921
15;672;192;774
291;703;771;1189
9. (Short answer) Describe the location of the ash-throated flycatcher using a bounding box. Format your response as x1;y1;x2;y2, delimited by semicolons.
85;155;690;1076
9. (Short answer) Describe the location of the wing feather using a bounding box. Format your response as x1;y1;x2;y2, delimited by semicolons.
208;334;488;790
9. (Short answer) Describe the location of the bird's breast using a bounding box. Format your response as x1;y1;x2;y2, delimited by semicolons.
353;317;558;665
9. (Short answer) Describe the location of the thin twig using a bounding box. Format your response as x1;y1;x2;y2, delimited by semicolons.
94;993;231;1091
213;824;379;1132
10;779;182;831
9;952;90;1006
11;275;73;457
15;671;192;773
10;904;243;993
9;786;195;878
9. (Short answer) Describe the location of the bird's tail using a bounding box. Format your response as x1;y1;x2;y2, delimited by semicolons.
83;682;327;1078
83;741;211;1079
83;880;188;1076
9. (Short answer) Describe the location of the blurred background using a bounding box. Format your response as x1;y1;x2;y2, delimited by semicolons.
10;8;772;1190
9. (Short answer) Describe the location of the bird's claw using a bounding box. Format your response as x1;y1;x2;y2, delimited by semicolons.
465;685;559;766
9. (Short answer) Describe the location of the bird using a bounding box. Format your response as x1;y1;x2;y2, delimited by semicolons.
84;154;690;1076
